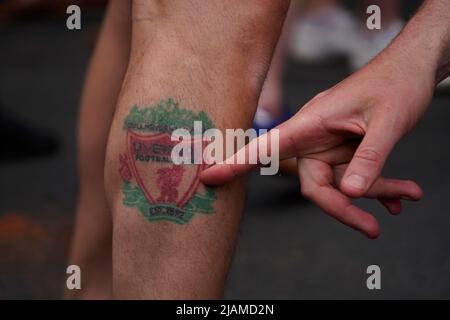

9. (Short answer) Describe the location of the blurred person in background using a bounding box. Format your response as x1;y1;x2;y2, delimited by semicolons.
291;0;404;69
255;0;405;135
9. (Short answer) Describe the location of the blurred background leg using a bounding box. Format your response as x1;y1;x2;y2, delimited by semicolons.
65;0;130;300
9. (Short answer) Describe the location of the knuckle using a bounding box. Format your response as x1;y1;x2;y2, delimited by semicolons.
314;90;329;100
354;146;382;165
310;89;331;103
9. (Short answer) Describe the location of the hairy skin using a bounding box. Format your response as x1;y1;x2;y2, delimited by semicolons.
201;0;450;239
104;0;290;299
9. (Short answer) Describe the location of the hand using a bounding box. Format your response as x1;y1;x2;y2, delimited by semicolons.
201;53;436;238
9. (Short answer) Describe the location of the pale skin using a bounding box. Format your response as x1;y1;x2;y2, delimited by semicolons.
202;0;450;239
69;0;449;299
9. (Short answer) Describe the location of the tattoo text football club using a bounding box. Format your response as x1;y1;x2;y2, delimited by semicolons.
119;98;216;224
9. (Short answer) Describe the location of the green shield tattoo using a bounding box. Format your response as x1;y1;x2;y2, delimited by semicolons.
119;98;216;224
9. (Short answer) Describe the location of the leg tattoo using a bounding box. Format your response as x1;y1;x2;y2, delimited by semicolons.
119;98;216;224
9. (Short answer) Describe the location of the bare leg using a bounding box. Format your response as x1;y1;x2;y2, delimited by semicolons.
66;0;130;300
104;0;289;299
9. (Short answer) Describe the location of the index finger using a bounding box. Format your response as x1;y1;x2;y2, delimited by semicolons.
200;124;297;185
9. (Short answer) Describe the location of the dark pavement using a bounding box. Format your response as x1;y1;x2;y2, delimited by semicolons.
1;15;449;299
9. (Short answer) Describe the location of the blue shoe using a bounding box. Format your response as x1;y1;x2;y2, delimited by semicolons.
252;103;292;134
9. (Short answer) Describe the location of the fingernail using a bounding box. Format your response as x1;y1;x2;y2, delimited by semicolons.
345;174;367;191
401;195;414;201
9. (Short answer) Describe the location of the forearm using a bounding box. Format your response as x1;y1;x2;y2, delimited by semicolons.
382;0;450;84
414;0;450;82
106;0;289;299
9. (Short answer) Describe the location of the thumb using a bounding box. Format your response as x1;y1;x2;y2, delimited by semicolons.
340;119;400;198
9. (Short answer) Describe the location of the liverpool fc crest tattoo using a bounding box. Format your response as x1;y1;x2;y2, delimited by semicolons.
119;98;216;224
